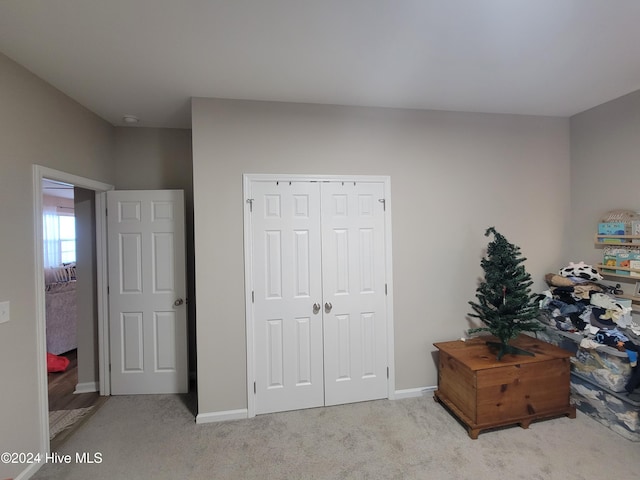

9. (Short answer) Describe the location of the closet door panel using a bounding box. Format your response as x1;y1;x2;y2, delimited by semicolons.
252;181;324;414
321;182;388;406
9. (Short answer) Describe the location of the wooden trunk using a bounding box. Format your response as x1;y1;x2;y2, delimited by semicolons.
433;334;576;439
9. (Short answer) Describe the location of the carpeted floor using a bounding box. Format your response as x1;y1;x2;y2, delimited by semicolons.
33;393;639;480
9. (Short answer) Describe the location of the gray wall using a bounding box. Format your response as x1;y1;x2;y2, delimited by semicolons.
569;90;640;295
114;127;193;193
192;98;571;416
0;52;193;478
113;127;195;377
0;52;114;479
74;186;99;387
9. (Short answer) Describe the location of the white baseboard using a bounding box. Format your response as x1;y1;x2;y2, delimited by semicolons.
394;386;437;400
16;458;43;479
194;389;437;425
74;381;99;394
196;408;248;424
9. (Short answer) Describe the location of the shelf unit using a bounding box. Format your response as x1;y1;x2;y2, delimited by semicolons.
594;234;640;310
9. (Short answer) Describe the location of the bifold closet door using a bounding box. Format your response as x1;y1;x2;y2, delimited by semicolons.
251;179;389;414
321;182;388;406
251;181;325;414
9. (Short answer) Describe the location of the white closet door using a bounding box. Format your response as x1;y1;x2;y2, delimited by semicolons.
252;181;325;414
249;177;390;414
321;182;388;406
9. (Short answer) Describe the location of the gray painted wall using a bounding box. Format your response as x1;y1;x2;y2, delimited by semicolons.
569;90;640;296
74;186;99;387
0;52;114;479
113;127;195;377
0;52;193;478
191;98;571;416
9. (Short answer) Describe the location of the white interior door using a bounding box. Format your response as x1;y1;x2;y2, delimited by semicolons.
321;182;388;406
249;177;390;414
251;181;324;414
107;190;188;394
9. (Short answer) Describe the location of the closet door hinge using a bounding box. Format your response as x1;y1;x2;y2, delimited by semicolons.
378;198;386;211
254;381;256;394
387;367;389;379
252;291;254;303
385;284;387;296
246;198;254;212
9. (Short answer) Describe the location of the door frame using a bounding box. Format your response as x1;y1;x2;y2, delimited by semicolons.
243;173;395;418
33;165;113;454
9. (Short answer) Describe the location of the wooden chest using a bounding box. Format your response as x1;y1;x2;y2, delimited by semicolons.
433;334;576;439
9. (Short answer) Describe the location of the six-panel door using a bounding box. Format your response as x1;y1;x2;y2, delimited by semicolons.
107;190;188;395
321;181;388;406
251;181;325;414
250;180;389;414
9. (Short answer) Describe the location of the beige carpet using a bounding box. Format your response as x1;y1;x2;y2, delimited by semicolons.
34;393;639;480
49;407;95;440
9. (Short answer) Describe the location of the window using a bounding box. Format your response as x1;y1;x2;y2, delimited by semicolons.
59;215;76;264
43;209;76;267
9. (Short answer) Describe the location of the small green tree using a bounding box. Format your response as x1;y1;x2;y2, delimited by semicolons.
468;227;544;360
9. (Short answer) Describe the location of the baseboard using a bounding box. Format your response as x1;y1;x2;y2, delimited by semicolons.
15;458;43;479
74;381;99;394
194;389;436;425
196;408;248;424
394;386;436;400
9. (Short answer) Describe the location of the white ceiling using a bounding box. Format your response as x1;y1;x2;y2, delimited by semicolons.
1;0;640;129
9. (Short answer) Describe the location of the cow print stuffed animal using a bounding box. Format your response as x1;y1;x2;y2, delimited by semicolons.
558;261;603;282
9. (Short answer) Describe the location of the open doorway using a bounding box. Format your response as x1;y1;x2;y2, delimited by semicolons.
33;165;113;453
41;179;108;447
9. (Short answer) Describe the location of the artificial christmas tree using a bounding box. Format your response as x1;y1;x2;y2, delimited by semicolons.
468;227;544;360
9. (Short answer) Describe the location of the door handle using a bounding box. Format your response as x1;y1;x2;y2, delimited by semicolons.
174;298;184;307
324;302;332;313
313;303;321;314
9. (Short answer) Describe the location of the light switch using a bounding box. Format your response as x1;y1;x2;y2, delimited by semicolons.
0;301;9;324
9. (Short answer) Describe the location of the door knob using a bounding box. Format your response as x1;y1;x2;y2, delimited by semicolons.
313;303;321;314
174;298;184;307
324;302;332;313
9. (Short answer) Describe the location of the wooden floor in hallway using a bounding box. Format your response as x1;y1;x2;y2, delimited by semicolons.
48;349;108;450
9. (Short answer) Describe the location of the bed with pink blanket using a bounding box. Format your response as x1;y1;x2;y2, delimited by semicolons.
44;265;77;355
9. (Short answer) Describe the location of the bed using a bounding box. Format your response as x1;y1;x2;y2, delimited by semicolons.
44;265;77;355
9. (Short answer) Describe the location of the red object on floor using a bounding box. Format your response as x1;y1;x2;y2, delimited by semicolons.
47;352;70;373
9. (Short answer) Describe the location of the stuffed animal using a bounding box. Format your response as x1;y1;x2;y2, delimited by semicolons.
559;262;603;282
545;273;575;287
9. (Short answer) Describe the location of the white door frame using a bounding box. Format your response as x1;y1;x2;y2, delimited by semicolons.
32;165;113;454
243;173;395;418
